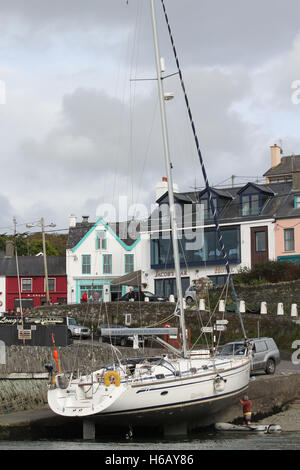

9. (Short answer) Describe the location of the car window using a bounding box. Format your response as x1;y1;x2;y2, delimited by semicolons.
234;344;246;356
220;344;234;355
254;341;268;353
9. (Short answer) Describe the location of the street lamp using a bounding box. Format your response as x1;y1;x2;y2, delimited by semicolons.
26;218;56;305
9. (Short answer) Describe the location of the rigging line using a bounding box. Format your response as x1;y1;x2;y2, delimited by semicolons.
160;0;247;340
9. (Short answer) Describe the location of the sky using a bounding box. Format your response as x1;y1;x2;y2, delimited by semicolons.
1;0;300;234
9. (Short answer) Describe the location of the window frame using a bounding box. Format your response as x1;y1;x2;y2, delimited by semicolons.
294;195;300;209
21;278;32;292
45;278;56;292
241;193;261;216
95;230;107;250
124;254;134;274
284;228;295;252
81;254;91;274
103;254;112;274
255;231;267;253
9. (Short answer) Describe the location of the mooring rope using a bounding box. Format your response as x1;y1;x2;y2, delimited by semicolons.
160;0;247;339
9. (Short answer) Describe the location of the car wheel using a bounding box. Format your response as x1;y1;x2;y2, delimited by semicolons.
67;330;72;339
186;296;194;305
265;359;276;375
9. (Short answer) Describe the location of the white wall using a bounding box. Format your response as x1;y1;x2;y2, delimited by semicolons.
67;220;150;303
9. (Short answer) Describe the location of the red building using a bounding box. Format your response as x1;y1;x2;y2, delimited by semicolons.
0;256;67;312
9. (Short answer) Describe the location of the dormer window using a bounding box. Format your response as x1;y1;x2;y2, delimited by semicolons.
238;183;274;217
241;194;260;216
294;195;300;209
202;197;219;220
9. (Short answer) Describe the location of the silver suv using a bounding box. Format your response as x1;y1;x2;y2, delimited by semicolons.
184;285;197;304
219;337;280;375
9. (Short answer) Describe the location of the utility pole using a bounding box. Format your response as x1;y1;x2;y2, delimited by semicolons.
13;217;25;343
41;218;50;305
26;218;56;305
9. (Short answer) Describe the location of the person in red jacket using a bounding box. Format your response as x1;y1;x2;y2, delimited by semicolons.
81;291;88;303
240;395;252;425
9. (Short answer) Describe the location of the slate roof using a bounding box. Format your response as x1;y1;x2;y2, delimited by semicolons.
67;220;140;250
264;155;300;177
150;181;300;228
0;256;66;276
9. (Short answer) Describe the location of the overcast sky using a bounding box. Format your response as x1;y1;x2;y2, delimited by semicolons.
1;0;300;233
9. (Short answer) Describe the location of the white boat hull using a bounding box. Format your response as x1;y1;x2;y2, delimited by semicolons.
48;355;250;428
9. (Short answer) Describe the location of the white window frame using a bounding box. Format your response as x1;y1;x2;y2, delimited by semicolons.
21;278;32;292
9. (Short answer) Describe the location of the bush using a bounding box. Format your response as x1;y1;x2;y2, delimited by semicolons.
234;261;300;285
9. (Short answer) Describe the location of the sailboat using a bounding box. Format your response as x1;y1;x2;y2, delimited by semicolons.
47;0;251;433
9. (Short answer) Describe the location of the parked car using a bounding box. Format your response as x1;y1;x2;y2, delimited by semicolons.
219;337;280;375
66;316;91;339
184;285;197;304
115;290;168;302
97;324;144;347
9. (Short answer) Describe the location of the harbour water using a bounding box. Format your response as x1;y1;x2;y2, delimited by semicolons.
0;430;299;451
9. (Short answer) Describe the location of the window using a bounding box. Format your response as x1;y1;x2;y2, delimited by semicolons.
294;196;300;208
96;231;107;250
151;227;240;267
46;278;56;292
124;254;134;274
255;231;266;252
103;254;112;274
254;341;267;353
82;255;91;274
241;194;260;216
21;278;32;292
284;228;295;252
201;197;218;220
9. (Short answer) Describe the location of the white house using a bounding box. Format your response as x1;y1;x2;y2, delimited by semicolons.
66;215;150;303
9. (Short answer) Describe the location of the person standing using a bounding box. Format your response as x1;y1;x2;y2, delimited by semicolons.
137;286;145;302
81;291;88;303
239;395;252;425
128;288;135;301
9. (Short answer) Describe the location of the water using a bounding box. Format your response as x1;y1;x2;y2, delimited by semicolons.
0;431;299;451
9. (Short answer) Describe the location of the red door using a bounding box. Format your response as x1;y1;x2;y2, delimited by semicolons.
251;226;269;268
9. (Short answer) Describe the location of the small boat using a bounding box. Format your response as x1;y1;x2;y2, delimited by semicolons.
215;422;282;433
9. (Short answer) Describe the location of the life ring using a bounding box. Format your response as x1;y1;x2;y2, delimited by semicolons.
104;371;120;387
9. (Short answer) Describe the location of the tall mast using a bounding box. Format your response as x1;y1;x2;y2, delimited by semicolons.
150;0;187;357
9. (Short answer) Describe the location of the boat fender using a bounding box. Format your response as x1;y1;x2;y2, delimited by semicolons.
214;375;227;392
104;371;121;387
266;424;282;433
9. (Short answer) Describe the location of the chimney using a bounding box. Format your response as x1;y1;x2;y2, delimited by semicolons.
292;171;300;191
155;177;179;202
82;215;89;224
69;214;77;228
270;144;282;169
5;240;14;258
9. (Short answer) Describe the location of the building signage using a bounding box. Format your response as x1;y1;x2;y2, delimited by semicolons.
155;270;188;278
0;316;65;326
